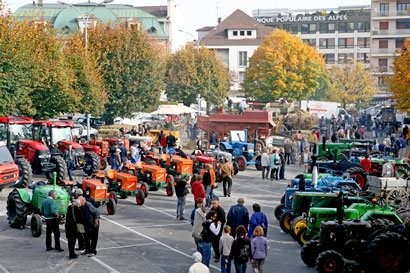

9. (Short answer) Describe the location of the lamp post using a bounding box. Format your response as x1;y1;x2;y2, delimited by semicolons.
57;0;113;49
178;29;203;46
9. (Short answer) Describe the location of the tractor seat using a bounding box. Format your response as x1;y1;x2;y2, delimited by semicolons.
28;181;47;190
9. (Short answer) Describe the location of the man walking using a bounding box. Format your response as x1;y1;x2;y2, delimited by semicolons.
201;165;212;207
219;158;233;197
64;144;75;181
78;196;100;257
261;149;270;180
174;172;188;220
41;190;63;252
226;198;249;238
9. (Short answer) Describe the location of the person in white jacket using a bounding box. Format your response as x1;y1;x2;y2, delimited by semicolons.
188;252;210;273
261;149;270;180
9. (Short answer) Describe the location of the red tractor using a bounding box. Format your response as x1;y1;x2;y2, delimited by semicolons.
0;116;65;186
32;120;99;176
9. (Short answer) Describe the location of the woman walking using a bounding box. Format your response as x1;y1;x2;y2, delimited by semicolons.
248;204;268;238
251;226;268;273
228;225;252;273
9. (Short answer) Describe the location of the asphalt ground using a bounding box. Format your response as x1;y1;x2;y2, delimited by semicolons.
0;165;315;273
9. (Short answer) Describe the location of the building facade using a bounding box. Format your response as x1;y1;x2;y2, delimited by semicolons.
370;0;410;103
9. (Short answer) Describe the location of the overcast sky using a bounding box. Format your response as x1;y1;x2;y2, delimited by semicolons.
8;0;371;38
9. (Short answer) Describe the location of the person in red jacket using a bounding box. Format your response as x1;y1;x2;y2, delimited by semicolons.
360;154;372;173
191;174;205;207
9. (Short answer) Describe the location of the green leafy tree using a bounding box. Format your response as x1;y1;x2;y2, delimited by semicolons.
242;29;327;102
89;25;166;122
165;45;230;111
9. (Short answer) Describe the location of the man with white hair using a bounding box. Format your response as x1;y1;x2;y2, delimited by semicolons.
188;252;210;273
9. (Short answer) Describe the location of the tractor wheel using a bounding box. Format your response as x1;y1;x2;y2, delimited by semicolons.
367;232;410;273
279;212;294;234
50;156;67;183
99;158;108;171
274;204;286;221
396;166;410;179
280;194;285;205
300;240;321;268
136;190;145;205
255;155;262;171
109;191;118;204
346;167;367;190
166;175;175;197
83;152;99;176
233;162;239;175
140;182;149;197
315;250;344;273
7;189;29;228
344;262;362;273
106;198;116;215
15;157;32;188
236;155;247;171
290;216;307;241
297;227;312;247
370;218;394;231
30;214;42;237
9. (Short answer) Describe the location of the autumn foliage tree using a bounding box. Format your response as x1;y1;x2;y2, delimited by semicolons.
165;44;230;111
243;29;327;102
389;38;410;111
89;25;166;122
327;62;377;107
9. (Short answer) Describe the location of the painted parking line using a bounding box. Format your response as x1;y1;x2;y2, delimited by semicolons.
0;210;6;217
97;242;158;251
0;264;10;273
127;223;188;229
100;216;221;272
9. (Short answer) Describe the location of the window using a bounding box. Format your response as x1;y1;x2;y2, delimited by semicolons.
238;51;248;67
328;23;335;32
358;38;370;48
233;31;238;36
379;40;389;48
319;38;335;49
357;21;370;32
379;22;389;30
309;23;316;33
319;23;335;33
301;23;308;34
338;38;354;48
303;39;316;46
338;22;347;32
338;53;354;64
380;3;389;16
378;76;385;86
397;19;410;29
378;58;388;72
284;24;298;33
324;54;335;64
246;30;252;36
347;22;355;32
128;22;141;31
240;31;245;36
357;53;369;64
397;2;408;11
238;72;245;84
396;38;405;48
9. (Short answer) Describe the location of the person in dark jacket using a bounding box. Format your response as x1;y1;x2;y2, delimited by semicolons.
118;141;128;164
78;197;100;257
228;225;252;273
198;210;214;267
65;199;83;259
202;165;212;207
210;197;226;263
174;172;188;220
226;198;249;238
248;204;268;238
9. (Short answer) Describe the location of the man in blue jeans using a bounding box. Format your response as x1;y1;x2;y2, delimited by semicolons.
192;200;212;267
64;144;76;181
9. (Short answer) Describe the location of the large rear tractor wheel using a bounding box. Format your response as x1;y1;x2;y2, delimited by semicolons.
367;232;410;273
290;217;307;241
7;189;29;228
166;175;175;197
99;158;108;171
140;182;149;197
233;162;239;175
255;155;262;171
15;157;32;188
274;204;286;221
315;250;344;273
346;167;367;190
300;240;321;268
83;152;99;176
236;156;247;171
30;214;42;237
50;156;67;182
106;198;116;215
136;190;145;205
279;212;294;234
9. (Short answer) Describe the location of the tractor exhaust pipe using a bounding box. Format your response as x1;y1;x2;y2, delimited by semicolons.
336;191;344;224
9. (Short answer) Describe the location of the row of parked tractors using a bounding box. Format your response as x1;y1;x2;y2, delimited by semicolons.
274;171;410;273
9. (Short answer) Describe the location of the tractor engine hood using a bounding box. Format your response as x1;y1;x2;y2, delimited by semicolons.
59;140;83;150
21;139;50;151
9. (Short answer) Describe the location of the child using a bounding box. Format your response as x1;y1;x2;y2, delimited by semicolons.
219;225;234;273
251;226;268;273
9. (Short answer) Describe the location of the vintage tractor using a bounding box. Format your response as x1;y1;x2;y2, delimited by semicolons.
6;173;70;237
0;116;66;186
102;170;146;205
33;120;99;176
162;155;193;179
84;137;110;170
80;178;117;215
0;143;20;191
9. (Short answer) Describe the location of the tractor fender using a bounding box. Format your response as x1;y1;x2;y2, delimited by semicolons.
220;142;232;150
15;188;31;204
361;210;403;224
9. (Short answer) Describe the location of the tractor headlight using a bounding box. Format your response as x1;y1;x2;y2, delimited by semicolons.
118;181;122;186
309;217;316;223
146;173;151;178
85;190;90;196
330;232;336;239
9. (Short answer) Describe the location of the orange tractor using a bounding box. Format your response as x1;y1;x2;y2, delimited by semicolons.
81;178;117;215
0;142;20;191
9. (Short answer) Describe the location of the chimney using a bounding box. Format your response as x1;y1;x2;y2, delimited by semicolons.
38;0;43;6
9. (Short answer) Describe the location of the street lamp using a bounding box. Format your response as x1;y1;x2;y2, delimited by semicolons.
57;0;113;49
178;29;203;46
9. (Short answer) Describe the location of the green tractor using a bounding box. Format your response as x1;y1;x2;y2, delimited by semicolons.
6;173;70;237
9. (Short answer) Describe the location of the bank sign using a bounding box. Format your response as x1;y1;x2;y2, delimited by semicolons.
256;14;348;24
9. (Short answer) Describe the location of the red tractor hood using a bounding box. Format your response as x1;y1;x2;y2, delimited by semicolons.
20;139;49;151
59;140;83;150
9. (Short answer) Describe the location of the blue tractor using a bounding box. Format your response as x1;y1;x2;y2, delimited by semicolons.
219;130;261;171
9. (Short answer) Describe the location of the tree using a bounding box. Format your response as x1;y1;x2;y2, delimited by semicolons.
389;39;410;111
242;29;327;102
63;34;107;116
327;62;377;108
165;44;230;110
89;25;166;122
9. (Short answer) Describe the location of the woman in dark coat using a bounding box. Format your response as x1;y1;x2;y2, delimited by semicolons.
65;200;82;259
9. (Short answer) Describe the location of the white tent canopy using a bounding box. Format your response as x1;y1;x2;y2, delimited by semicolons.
150;104;197;115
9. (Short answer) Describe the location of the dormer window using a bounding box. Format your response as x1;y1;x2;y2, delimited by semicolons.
247;31;252;36
240;30;245;36
233;31;238;36
77;15;97;33
127;18;141;31
228;29;256;39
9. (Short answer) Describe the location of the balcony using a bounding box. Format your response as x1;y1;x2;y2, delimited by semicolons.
371;66;394;75
372;29;410;38
371;48;396;57
373;10;410;19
